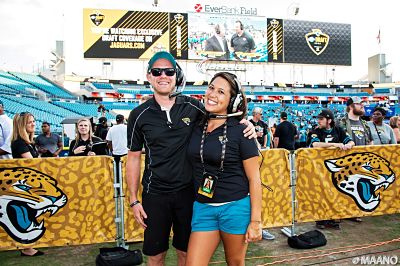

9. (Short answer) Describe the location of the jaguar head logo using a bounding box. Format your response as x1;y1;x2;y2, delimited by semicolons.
0;167;68;243
325;152;395;212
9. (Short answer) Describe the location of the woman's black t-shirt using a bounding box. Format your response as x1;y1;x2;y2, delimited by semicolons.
11;138;39;158
187;117;259;203
68;136;108;156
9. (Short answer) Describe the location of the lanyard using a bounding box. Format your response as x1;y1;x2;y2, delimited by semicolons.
200;121;227;175
373;123;384;144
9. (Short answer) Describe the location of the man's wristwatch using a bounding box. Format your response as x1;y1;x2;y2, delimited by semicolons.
129;200;140;207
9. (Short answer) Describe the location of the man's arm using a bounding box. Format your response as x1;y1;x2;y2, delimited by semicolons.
126;150;147;228
54;139;63;157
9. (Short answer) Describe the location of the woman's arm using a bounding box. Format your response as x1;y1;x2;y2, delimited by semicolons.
243;156;262;243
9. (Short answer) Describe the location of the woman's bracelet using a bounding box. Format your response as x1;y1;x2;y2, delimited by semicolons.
129;200;140;207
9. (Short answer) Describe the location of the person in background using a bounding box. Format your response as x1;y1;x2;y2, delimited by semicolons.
0;99;12;159
307;109;355;230
367;106;396;145
35;121;63;157
186;72;262;265
389;116;400;143
249;107;268;148
106;114;128;175
273;112;297;150
230;20;256;60
10;112;44;256
338;96;373;146
94;116;108;141
337;96;373;223
69;118;108;156
204;23;230;60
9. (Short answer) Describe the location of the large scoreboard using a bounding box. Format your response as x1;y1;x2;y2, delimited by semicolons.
83;8;351;65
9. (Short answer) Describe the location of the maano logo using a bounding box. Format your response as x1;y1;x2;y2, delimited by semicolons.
90;11;105;26
352;255;398;265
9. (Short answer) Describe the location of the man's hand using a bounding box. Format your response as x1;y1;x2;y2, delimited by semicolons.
131;203;148;229
240;119;257;139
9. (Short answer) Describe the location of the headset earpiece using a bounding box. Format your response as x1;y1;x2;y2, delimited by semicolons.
175;62;184;86
236;20;244;30
228;74;244;113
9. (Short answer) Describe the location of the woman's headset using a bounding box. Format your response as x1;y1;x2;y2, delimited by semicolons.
226;73;244;113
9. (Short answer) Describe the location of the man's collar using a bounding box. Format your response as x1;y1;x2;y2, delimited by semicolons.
149;94;184;110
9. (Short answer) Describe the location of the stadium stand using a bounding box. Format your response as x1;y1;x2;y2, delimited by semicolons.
92;82;114;90
53;101;115;120
9;72;76;99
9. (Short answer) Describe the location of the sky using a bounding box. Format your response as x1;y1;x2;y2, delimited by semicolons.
0;0;398;84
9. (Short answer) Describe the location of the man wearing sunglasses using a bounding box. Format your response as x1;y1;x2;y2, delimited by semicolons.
126;51;255;266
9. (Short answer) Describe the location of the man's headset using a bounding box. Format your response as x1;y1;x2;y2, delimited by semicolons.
169;62;186;98
209;72;244;119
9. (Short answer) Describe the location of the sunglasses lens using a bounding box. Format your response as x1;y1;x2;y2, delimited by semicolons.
151;69;162;76
165;69;176;76
151;68;175;76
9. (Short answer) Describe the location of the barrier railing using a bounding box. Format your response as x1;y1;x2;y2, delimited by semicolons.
0;145;398;250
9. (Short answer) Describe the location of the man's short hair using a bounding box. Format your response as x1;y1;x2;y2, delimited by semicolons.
42;121;50;126
252;107;263;115
116;114;124;122
99;117;107;124
280;111;288;119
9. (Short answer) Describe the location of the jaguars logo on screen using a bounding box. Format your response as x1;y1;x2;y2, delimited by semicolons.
305;29;329;55
90;11;105;26
324;153;395;212
0;167;68;243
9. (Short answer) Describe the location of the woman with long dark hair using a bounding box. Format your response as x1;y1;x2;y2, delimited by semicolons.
186;72;262;265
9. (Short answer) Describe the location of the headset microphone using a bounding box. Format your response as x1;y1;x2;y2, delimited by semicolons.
169;71;186;98
209;111;243;119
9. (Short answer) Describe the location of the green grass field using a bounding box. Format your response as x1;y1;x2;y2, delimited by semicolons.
1;213;399;265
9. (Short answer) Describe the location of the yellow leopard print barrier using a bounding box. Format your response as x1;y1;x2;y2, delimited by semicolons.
296;145;400;222
260;149;292;228
0;156;115;250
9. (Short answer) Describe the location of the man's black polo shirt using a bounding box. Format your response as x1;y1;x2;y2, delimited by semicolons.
127;95;204;194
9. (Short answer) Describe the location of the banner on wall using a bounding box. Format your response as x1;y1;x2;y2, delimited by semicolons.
83;9;188;60
0;157;115;250
295;145;399;223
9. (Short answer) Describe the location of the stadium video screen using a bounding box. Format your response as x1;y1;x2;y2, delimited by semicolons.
187;13;268;62
283;19;351;66
83;9;188;60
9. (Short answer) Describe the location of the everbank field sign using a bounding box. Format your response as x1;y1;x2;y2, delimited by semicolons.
194;3;257;16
